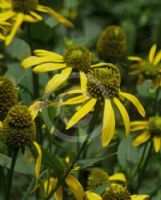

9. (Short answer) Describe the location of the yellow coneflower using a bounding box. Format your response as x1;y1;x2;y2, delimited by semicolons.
131;116;161;153
0;103;42;181
58;63;145;147
0;0;73;46
128;44;161;86
43;157;84;200
87;168;126;191
97;25;127;61
102;184;149;200
21;44;93;96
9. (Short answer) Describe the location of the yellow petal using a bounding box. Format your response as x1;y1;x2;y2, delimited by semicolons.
132;131;150;147
66;174;84;200
119;92;145;117
34;49;64;61
114;98;130;136
66;98;97;129
29;11;43;21
131;195;150;200
153;136;161;153
60;95;88;105
80;71;87;91
148;44;156;63
91;63;107;68
5;13;24;46
36;5;74;28
130;125;147;132
29;101;45;120
45;67;72;96
108;173;126;183
21;56;61;69
128;56;142;62
33;141;42;180
0;11;15;21
130;121;148;126
24;14;40;23
153;50;161;65
85;191;102;200
33;63;66;73
102;99;115;147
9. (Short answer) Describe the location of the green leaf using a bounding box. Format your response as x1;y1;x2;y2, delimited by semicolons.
42;148;64;179
6;37;31;61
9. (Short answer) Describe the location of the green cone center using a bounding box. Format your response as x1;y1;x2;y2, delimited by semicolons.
149;116;161;136
103;184;131;200
64;45;92;72
11;0;38;13
87;64;121;100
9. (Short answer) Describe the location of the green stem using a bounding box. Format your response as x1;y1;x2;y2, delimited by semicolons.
136;142;152;191
5;149;19;200
45;105;100;200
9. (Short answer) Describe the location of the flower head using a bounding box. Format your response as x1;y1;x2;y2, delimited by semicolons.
0;76;18;121
58;63;145;147
97;25;127;61
128;44;161;86
131;116;161;153
2;104;36;150
0;0;73;45
88;168;126;191
22;44;93;96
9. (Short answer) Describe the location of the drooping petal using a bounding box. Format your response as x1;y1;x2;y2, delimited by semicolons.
131;194;150;200
33;141;42;180
128;56;142;62
153;50;161;65
33;63;66;73
66;98;97;129
130;121;148;126
85;191;102;200
29;11;43;21
43;177;63;200
91;63;107;68
153;136;161;153
0;11;15;21
36;5;74;28
148;44;156;63
119;92;145;117
130;125;147;132
108;173;126;183
5;13;24;46
45;67;72;96
34;49;64;62
102;99;115;147
24;14;40;23
80;71;87;91
66;174;84;200
29;101;45;120
113;98;130;136
132;131;150;147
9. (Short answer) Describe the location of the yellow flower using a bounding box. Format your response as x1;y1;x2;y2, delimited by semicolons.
128;44;161;86
102;184;149;200
59;63;145;147
131;116;161;153
43;174;84;200
0;0;73;46
87;168;126;191
21;44;93;96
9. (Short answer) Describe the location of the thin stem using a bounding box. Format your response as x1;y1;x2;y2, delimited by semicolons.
5;149;19;200
45;104;100;200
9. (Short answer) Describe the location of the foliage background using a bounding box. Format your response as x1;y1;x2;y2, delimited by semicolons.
1;0;161;199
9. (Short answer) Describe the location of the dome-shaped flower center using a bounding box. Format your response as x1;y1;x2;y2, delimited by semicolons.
87;64;121;100
97;25;127;60
2;105;36;149
88;168;109;190
11;0;38;13
102;184;131;200
0;76;18;121
64;45;92;72
149;116;161;136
